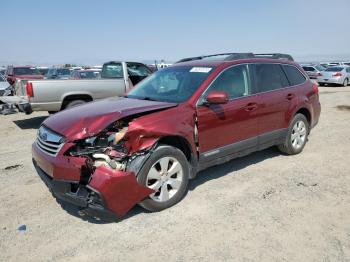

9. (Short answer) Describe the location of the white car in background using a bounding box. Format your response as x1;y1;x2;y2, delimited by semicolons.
0;74;11;96
317;66;350;86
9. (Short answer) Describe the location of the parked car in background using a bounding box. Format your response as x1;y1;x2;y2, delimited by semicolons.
31;53;320;220
0;74;11;96
45;68;71;80
5;66;43;85
301;64;325;79
69;69;101;79
320;62;350;67
5;61;153;114
317;66;350;86
37;67;49;76
147;64;158;72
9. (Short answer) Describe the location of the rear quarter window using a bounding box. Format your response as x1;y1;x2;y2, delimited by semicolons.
101;63;123;78
283;65;306;86
302;66;315;72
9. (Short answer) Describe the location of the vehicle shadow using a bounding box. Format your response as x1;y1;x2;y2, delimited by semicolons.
13;116;47;129
56;199;149;224
189;147;280;191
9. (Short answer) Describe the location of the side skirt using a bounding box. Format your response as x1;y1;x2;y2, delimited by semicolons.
198;128;287;171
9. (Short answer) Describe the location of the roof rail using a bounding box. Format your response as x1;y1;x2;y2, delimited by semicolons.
175;52;294;63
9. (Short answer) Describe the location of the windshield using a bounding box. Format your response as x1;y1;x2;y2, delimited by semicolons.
315;65;325;71
14;67;41;75
57;69;71;75
127;66;213;103
325;67;344;72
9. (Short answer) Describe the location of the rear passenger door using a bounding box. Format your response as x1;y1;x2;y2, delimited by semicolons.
252;63;292;146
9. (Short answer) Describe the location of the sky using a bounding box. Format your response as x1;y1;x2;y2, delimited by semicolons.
1;0;350;65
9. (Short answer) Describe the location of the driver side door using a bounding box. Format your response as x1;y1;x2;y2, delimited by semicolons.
196;64;259;165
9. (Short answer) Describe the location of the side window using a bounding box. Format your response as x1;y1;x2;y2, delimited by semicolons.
101;62;123;78
255;64;289;92
346;68;350;73
127;63;152;77
204;64;251;100
283;65;307;86
303;66;315;72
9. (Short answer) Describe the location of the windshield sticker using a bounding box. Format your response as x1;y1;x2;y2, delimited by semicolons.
190;67;212;73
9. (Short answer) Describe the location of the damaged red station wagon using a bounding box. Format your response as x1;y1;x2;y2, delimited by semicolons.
32;53;321;220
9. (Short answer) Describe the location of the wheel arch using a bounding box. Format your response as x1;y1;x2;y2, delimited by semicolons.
61;94;93;110
295;107;311;126
157;135;198;179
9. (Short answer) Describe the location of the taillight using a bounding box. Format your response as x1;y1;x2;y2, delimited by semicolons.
312;83;319;94
333;72;342;77
26;82;34;97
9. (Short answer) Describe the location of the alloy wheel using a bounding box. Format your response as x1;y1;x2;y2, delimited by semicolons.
291;120;307;150
146;156;183;202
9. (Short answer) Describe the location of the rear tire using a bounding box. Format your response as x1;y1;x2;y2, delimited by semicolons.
137;145;189;212
278;114;309;155
343;78;349;87
64;100;86;109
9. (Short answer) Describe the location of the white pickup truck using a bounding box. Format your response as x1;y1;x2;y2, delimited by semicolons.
1;61;153;114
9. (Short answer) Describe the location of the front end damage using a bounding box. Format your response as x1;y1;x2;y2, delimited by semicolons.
32;117;159;220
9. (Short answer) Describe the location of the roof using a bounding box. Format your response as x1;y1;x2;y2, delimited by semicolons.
172;58;296;68
173;53;295;68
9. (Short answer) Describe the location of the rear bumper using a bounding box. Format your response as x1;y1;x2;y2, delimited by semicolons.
32;143;154;219
317;77;343;84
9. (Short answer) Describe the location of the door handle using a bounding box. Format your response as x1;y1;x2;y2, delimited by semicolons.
286;93;295;100
244;102;258;111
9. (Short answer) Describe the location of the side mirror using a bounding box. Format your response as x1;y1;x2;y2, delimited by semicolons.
206;90;229;104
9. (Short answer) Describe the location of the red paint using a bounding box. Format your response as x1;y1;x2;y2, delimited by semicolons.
206;90;229;104
32;143;85;181
6;66;43;85
88;166;154;217
43;97;177;140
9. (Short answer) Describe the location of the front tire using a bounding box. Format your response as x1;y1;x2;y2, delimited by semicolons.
137;145;189;212
278;114;309;155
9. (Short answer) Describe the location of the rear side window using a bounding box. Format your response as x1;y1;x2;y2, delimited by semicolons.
126;63;152;77
255;64;289;93
302;66;315;72
283;65;307;86
101;62;123;78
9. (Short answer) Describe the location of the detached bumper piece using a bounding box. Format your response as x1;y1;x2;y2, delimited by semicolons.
33;160;153;221
18;102;33;114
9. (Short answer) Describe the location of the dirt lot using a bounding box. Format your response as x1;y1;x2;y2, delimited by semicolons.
0;87;350;262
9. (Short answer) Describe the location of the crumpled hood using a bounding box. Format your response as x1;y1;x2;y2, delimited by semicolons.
43;97;177;141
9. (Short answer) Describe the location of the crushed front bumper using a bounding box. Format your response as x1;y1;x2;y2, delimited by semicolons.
32;143;154;220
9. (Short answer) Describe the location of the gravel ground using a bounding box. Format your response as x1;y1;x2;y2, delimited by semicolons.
0;87;350;262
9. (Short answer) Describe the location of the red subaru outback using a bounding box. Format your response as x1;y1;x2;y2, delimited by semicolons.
32;53;321;220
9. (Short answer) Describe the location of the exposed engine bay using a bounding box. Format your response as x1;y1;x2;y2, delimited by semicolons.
69;120;129;168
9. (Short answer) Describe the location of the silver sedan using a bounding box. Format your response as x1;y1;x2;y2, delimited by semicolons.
317;66;350;86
